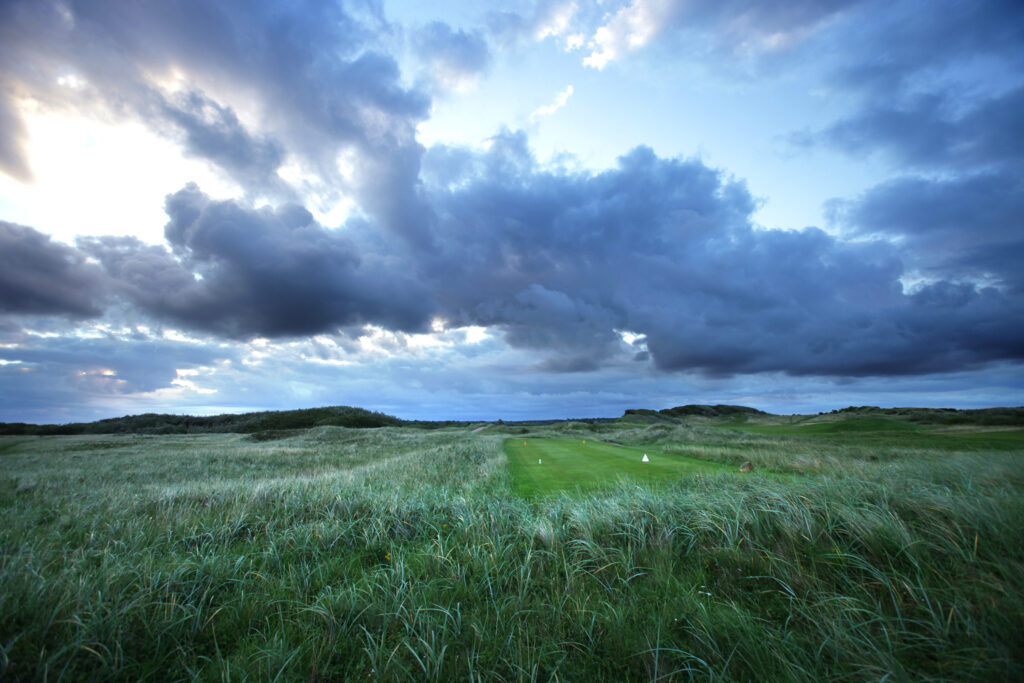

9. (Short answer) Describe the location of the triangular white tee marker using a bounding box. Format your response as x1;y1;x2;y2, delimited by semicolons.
642;454;649;462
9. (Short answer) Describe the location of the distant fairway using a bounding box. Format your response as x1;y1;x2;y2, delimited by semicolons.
506;437;735;496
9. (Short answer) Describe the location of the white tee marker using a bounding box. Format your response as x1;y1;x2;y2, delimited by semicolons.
539;458;542;464
642;453;649;462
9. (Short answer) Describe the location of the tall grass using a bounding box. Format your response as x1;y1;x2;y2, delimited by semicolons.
1;422;1022;680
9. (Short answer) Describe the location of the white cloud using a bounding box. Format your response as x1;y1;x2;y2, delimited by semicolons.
565;33;586;51
583;0;678;69
530;85;575;121
161;367;219;396
534;2;579;41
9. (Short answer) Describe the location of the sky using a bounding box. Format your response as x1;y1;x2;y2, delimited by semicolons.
0;0;1022;423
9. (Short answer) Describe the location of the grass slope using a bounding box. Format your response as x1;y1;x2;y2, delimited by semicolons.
506;438;736;496
1;420;1022;680
718;416;1024;451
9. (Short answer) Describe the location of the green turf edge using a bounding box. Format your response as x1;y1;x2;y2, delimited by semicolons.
505;437;752;497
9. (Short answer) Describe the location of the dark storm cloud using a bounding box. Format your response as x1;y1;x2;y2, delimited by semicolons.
417;135;1024;376
15;127;1006;377
0;0;430;224
794;0;1024;344
420;137;751;369
1;0;1021;385
819;87;1024;170
0;222;105;316
412;22;492;88
773;0;1024;164
7;131;1024;378
159;90;290;196
834;171;1024;291
829;0;1024;95
797;0;1024;170
78;184;433;338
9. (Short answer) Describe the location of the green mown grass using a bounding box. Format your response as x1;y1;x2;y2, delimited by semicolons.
1;419;1022;681
506;438;737;496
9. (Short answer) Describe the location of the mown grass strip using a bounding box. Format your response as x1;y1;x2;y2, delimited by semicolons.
505;438;736;496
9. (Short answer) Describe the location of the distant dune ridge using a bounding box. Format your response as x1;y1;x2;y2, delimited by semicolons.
2;404;1022;435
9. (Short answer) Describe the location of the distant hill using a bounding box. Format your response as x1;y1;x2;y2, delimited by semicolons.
0;405;404;435
621;404;1024;427
621;405;768;422
658;404;768;418
836;405;1024;426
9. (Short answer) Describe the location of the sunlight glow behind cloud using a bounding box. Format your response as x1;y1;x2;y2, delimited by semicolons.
4;106;238;245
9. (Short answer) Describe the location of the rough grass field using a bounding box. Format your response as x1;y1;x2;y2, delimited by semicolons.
1;417;1023;680
506;438;736;496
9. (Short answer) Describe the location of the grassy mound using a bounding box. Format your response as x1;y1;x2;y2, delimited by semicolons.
718;416;1024;451
726;416;919;435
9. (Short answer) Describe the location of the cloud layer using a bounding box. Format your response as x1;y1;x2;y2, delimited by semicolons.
6;134;1022;380
78;184;433;338
0;0;429;212
0;222;105;316
0;0;1022;420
